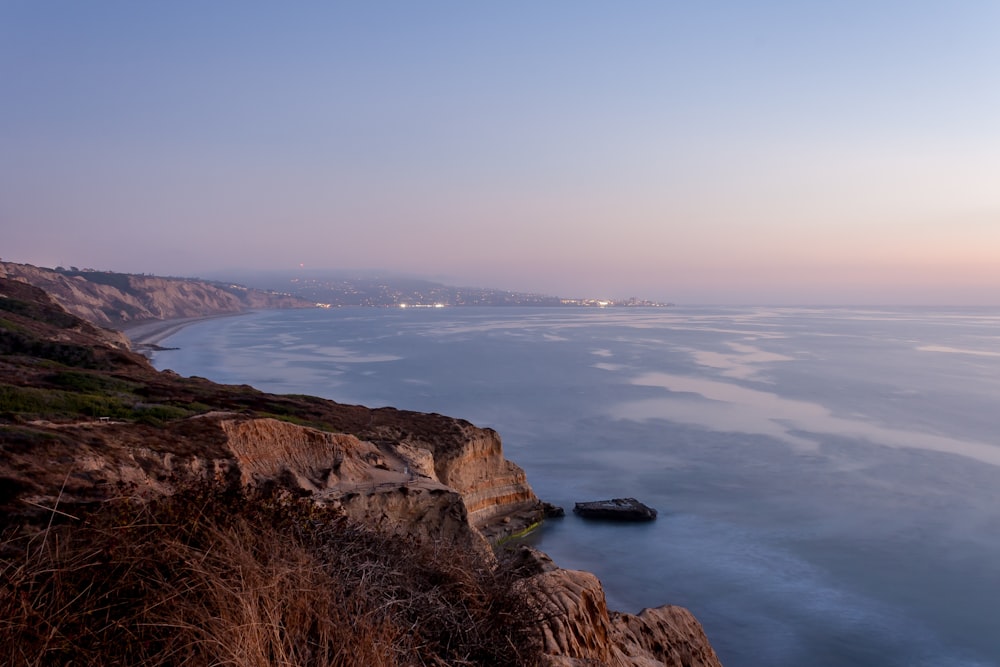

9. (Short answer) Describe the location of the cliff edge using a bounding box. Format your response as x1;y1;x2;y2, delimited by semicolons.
0;275;721;666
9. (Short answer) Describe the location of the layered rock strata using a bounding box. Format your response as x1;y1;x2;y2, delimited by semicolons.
430;423;545;538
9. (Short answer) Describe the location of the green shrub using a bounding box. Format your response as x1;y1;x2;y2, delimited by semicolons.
0;317;27;335
0;384;127;419
0;385;192;424
46;370;138;394
131;404;191;421
0;330;100;368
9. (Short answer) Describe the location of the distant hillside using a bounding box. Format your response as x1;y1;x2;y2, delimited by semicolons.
216;269;667;308
0;262;314;328
216;269;564;307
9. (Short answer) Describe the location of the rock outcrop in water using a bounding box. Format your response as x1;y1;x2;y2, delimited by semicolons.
0;274;722;666
574;497;658;521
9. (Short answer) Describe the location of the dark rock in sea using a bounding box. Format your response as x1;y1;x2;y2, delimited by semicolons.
543;501;566;517
573;497;657;521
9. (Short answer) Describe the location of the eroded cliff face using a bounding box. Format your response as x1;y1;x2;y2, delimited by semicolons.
508;547;722;667
219;416;493;556
6;411;532;561
1;275;723;666
0;261;311;327
213;415;548;544
430;423;544;538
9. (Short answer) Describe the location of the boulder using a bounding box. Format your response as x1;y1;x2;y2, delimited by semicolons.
573;497;657;521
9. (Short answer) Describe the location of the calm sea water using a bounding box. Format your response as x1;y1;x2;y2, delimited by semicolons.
151;306;1000;667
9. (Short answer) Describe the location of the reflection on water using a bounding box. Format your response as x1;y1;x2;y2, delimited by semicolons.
153;306;1000;667
683;341;795;380
611;371;1000;467
917;344;1000;358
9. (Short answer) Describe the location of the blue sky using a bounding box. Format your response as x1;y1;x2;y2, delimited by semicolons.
2;2;999;303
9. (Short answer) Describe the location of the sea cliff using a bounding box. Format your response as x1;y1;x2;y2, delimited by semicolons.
0;272;721;666
0;261;313;328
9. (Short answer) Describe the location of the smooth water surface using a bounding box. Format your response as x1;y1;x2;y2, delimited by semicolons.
152;307;1000;667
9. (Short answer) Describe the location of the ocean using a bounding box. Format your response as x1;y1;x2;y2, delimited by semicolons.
149;306;1000;667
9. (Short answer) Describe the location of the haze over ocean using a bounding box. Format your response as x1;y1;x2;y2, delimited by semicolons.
151;306;1000;667
3;2;1000;305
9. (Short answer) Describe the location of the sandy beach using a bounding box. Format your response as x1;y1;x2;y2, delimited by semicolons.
120;312;249;349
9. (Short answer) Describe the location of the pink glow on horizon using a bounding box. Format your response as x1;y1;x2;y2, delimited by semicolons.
2;3;999;305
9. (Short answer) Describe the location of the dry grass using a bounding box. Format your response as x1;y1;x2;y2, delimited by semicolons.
0;483;541;666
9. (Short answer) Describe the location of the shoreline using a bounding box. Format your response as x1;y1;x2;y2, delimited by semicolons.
120;311;250;348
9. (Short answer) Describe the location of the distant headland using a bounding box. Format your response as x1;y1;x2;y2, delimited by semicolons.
0;261;670;315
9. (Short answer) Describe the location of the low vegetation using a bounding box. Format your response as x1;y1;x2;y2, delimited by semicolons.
0;483;543;667
0;383;195;425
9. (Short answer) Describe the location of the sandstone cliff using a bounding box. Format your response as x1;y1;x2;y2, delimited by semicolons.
511;547;721;667
0;275;722;666
0;260;312;328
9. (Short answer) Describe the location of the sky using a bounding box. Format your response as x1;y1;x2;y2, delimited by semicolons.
2;2;999;305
